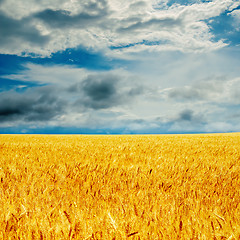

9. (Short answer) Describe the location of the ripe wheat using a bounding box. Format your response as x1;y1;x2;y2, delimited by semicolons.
0;133;240;239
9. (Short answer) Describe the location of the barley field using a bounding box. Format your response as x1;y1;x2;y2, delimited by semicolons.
0;133;240;239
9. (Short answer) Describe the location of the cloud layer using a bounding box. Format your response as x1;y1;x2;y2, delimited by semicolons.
0;86;64;124
0;0;238;56
1;58;240;133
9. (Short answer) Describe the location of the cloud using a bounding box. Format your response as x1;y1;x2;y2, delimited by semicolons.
70;72;144;110
75;74;119;109
162;108;208;133
168;86;203;101
1;45;240;133
167;76;240;103
34;1;108;29
176;109;206;124
0;64;144;128
0;86;65;123
231;9;240;21
178;109;194;121
0;0;238;56
82;75;116;99
230;9;240;30
117;17;182;33
0;0;69;18
0;11;49;52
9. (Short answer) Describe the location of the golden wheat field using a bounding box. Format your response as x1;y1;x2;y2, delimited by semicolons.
0;133;240;240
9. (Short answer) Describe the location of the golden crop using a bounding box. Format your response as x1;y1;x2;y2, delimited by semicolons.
0;133;240;239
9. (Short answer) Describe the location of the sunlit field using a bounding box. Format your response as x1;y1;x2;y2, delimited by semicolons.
0;133;240;239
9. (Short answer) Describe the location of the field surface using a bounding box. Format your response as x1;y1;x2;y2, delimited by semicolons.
0;133;240;239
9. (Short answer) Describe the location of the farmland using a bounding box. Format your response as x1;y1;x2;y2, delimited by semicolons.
0;133;240;239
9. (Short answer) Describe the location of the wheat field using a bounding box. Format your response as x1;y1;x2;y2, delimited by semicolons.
0;133;240;239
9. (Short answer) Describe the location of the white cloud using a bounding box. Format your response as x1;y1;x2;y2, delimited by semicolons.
230;9;240;30
0;0;238;56
231;9;240;21
3;63;88;85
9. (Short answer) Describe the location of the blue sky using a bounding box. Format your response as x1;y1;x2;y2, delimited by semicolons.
0;0;240;134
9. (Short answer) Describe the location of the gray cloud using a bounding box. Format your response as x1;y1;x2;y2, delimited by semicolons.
1;63;146;128
168;87;202;101
0;11;49;48
78;75;120;109
154;108;209;133
81;77;118;109
129;1;148;9
82;75;117;102
178;109;194;121
68;73;144;110
176;109;206;124
0;86;65;122
155;108;206;126
34;0;109;29
118;17;182;33
168;78;225;101
34;7;107;29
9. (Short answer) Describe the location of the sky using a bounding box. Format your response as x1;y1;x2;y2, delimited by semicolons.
0;0;240;134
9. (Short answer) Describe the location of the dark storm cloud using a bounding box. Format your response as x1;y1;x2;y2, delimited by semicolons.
80;75;120;109
178;109;194;121
34;1;108;29
82;75;116;102
0;11;49;47
69;73;144;110
0;86;65;122
176;109;205;123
